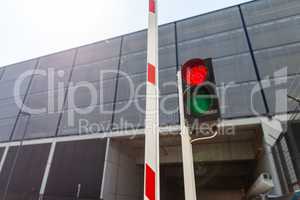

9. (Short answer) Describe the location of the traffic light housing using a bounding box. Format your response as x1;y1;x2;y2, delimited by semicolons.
181;58;220;126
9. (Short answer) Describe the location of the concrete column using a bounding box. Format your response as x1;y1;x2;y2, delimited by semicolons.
264;144;283;195
258;118;284;196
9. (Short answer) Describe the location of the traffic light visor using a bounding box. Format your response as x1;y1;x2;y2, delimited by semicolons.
182;59;208;86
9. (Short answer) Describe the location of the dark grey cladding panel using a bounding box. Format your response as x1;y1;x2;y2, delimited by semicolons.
0;118;16;141
29;66;71;94
178;29;248;65
66;82;99;109
1;59;37;82
159;45;177;69
263;75;300;114
59;104;113;135
177;7;242;42
0;144;50;199
217;82;266;119
0;148;16;194
159;93;179;126
66;78;116;110
116;73;146;101
0;68;4;80
38;49;76;69
241;0;300;26
119;45;176;76
119;51;147;75
287;122;300;158
72;58;119;82
159;66;177;95
24;88;66;114
122;23;175;54
0;97;21;120
0;148;4;161
98;79;118;104
13;112;61;140
76;37;122;65
0;78;30;100
213;53;257;85
247;16;300;50
159;23;176;46
114;94;179;128
113;98;145;130
45;139;106;198
255;43;300;79
122;31;147;55
116;67;178;101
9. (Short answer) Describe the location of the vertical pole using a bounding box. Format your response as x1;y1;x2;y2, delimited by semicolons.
144;0;160;200
0;146;9;175
76;184;81;199
39;141;56;198
100;138;110;199
177;71;197;200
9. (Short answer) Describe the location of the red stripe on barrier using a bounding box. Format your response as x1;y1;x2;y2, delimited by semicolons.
149;0;155;13
145;164;156;200
148;63;156;85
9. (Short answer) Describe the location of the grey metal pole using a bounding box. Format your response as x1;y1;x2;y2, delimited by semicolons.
177;71;197;200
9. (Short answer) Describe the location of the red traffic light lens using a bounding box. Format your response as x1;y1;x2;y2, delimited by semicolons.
182;59;208;86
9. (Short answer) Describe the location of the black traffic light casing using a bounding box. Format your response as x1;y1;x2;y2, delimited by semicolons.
181;58;220;127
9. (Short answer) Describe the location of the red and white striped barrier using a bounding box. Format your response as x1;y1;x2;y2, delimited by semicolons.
144;0;160;200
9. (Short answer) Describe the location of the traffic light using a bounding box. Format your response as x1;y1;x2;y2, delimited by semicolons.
181;58;220;126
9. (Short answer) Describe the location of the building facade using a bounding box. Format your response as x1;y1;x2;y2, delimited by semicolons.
0;0;299;199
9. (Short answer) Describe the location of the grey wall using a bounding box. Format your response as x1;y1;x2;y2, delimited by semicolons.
0;0;298;141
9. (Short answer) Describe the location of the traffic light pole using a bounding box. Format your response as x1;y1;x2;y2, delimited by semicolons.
177;71;197;200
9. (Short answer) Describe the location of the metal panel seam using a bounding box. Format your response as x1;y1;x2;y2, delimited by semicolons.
238;5;270;115
111;36;124;130
54;48;79;137
9;58;40;141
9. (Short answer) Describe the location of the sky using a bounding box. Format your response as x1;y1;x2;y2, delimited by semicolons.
0;0;251;67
